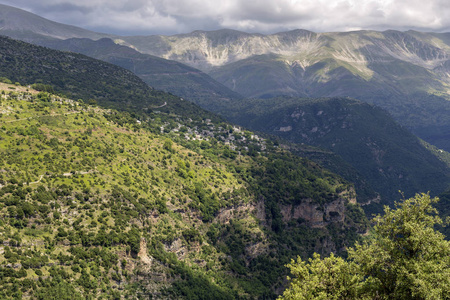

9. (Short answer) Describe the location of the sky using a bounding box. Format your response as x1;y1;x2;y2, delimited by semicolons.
1;0;450;36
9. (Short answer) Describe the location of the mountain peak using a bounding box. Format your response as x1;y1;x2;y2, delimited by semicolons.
272;28;316;37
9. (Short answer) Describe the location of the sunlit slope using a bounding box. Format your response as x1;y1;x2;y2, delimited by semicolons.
0;59;366;300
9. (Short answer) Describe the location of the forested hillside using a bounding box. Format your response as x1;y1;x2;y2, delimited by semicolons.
0;42;367;298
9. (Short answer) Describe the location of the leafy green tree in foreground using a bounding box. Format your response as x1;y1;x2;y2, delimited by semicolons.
280;193;450;300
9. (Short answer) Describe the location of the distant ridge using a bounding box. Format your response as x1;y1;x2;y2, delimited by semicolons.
0;4;110;41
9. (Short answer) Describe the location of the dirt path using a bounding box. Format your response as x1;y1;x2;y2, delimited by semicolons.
138;238;153;265
24;170;93;186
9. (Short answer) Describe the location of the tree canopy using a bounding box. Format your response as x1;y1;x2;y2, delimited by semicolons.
280;193;450;300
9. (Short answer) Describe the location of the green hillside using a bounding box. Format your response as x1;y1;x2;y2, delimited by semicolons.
0;83;367;299
0;38;368;298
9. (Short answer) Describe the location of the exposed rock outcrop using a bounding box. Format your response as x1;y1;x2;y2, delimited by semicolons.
138;238;153;265
279;197;346;228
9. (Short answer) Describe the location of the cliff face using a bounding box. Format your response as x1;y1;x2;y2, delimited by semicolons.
279;197;346;228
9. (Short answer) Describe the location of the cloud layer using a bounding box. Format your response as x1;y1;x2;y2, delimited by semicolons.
1;0;450;35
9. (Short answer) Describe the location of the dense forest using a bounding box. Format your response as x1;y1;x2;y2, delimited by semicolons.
214;96;450;211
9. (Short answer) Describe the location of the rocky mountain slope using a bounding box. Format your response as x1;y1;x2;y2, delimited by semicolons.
124;29;450;75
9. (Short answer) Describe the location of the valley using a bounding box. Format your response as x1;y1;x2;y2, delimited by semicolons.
1;3;450;299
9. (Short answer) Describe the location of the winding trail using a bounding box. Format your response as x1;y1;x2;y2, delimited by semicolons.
152;101;167;109
28;175;44;185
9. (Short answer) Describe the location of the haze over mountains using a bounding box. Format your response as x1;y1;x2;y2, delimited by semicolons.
0;4;109;41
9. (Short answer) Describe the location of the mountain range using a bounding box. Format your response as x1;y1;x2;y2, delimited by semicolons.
2;4;450;152
120;29;450;151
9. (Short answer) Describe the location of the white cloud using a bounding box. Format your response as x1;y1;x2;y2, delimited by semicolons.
0;0;449;35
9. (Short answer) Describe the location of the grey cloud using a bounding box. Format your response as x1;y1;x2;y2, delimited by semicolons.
227;0;317;24
1;0;449;35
